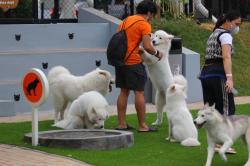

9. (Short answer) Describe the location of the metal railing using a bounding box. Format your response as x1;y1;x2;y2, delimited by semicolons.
0;0;135;24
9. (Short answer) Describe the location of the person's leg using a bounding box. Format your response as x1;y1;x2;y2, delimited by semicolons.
209;77;224;115
201;79;214;106
134;90;148;131
117;88;130;129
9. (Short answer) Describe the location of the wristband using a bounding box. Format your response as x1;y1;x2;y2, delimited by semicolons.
226;74;232;77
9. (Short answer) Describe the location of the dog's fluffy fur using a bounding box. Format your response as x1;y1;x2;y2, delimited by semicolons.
53;91;109;129
141;30;176;125
48;66;112;123
194;105;250;166
165;82;200;146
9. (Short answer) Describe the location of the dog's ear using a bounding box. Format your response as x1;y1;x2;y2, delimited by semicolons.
168;34;174;40
170;84;176;92
87;107;97;119
99;71;107;76
110;77;115;84
204;103;209;109
210;103;216;112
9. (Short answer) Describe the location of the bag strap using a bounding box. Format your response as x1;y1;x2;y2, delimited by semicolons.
217;31;230;46
124;19;144;31
122;19;145;62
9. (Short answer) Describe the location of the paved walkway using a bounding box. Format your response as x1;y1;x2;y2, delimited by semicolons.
0;96;250;166
0;144;91;166
1;96;250;123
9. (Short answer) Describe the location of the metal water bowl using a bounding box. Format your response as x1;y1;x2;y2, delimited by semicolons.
24;129;134;150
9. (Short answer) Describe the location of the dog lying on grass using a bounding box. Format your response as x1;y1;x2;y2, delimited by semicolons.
53;91;109;129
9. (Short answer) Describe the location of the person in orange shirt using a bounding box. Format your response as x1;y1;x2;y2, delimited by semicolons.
115;0;162;132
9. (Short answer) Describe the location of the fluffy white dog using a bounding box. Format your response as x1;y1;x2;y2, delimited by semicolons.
48;66;113;123
53;91;109;129
165;82;200;146
194;105;250;166
141;30;175;125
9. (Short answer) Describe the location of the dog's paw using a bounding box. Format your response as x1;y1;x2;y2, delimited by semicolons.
165;137;170;141
151;120;162;126
219;151;227;162
170;138;177;142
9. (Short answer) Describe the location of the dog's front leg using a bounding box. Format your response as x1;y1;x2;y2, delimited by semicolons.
218;137;233;162
205;134;215;166
166;118;172;141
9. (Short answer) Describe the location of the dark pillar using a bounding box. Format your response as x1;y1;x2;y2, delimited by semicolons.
32;0;38;19
53;0;60;19
130;0;134;15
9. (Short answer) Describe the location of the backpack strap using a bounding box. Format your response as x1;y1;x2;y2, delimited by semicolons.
217;31;230;46
124;19;144;30
122;19;145;62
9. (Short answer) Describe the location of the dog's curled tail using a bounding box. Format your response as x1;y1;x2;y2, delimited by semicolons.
181;138;200;147
48;66;71;83
173;74;187;88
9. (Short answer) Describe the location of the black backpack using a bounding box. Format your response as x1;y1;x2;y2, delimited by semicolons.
106;20;144;66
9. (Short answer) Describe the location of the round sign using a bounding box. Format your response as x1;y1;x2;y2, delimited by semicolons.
22;68;49;107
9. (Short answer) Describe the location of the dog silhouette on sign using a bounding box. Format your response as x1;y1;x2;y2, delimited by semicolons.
26;78;40;96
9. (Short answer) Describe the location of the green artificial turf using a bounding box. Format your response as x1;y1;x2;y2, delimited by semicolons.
0;104;250;166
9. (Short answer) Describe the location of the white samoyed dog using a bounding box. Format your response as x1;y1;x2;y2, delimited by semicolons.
48;66;113;123
141;30;177;125
53;91;109;129
165;83;200;146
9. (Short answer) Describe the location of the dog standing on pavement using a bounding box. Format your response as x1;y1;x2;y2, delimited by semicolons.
194;104;250;166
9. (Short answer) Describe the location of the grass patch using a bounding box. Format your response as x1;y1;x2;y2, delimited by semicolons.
1;104;250;166
152;19;250;95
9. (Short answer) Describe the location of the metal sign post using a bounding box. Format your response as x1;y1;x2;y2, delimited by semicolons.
32;107;38;146
22;68;49;146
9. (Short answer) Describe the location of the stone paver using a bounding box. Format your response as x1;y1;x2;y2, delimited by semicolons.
0;96;249;166
0;144;91;166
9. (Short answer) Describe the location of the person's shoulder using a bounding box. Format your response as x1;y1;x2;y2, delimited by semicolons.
126;15;147;23
220;32;232;41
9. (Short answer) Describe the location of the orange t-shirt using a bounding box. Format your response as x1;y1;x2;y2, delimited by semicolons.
118;15;151;65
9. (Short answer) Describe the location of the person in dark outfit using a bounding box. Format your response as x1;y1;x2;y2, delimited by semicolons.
200;11;241;116
199;11;241;154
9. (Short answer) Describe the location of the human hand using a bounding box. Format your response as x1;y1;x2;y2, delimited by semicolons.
155;50;163;61
138;47;145;55
225;77;233;93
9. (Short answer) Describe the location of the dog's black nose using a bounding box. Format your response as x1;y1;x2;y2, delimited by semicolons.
193;121;197;125
152;40;156;44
